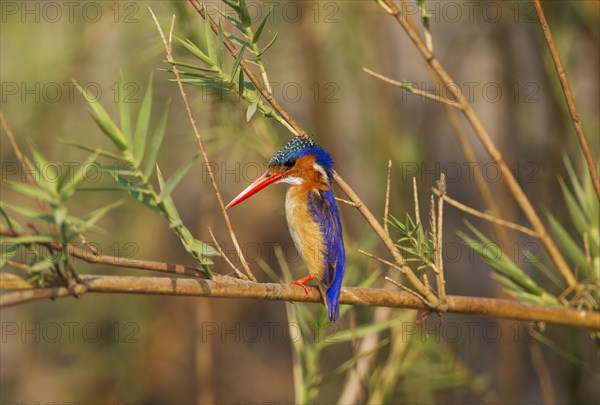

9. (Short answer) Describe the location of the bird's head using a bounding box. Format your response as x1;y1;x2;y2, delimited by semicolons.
226;137;334;209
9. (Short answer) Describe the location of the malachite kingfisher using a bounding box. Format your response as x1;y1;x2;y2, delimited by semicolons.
226;137;346;322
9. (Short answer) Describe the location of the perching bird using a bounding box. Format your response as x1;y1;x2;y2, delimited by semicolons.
226;136;345;322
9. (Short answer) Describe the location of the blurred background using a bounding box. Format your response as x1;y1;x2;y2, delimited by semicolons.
1;0;599;404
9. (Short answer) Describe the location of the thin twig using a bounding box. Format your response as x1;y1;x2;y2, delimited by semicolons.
413;177;421;227
148;7;256;282
358;249;432;306
528;341;556;405
335;197;361;208
378;0;577;289
385;276;429;305
532;0;600;200
1;113;50;217
207;227;247;280
435;174;447;303
3;273;597;329
363;67;462;108
432;190;538;238
383;160;392;235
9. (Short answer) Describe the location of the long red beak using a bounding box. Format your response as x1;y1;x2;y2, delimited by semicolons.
226;171;284;209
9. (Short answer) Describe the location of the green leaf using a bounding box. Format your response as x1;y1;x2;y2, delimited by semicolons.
178;38;214;65
59;152;99;200
546;213;588;277
559;178;588;234
5;201;52;225
231;42;248;78
222;0;240;13
317;338;390;387
320;316;402;347
238;69;245;97
76;200;123;234
253;9;271;44
29;259;56;273
76;83;128;150
460;222;549;297
246;103;258;121
0;243;18;267
257;33;277;57
142;100;171;179
156;166;179;218
169;60;219;73
186;238;220;258
61;140;128;162
28;142;57;194
0;206;20;232
1;235;58;244
119;72;132;146
133;75;153;164
157;154;200;202
216;19;225;69
239;0;251;27
204;10;216;60
223;0;240;14
6;181;56;204
563;155;589;215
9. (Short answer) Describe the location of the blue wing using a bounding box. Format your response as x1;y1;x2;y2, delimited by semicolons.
308;189;345;321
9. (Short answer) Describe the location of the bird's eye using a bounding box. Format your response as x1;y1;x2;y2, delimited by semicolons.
283;158;296;169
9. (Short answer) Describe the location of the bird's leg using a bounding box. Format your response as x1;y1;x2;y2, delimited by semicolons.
291;274;315;296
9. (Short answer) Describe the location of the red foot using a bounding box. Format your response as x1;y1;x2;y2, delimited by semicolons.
291;274;315;296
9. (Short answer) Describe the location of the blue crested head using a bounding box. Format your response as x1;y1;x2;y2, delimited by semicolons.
268;137;334;181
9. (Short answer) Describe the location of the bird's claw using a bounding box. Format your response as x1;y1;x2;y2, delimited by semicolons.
291;280;310;296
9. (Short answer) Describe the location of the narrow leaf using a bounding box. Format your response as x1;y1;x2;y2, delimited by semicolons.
1;202;54;223
216;19;225;69
133;75;153;164
178;38;214;65
253;9;271;44
76;200;123;234
231;42;248;78
157;154;200;202
546;213;588;276
169;60;219;73
257;33;277;57
119;72;132;146
204;11;216;60
76;83;127;150
60;152;99;200
142;100;171;178
6;181;56;203
1;235;58;244
61;140;128;161
239;0;251;27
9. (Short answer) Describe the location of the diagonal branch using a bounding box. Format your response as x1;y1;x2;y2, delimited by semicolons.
379;0;578;289
532;0;600;201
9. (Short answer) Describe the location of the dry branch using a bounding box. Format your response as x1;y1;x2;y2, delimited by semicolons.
532;0;600;200
1;273;598;330
379;0;578;289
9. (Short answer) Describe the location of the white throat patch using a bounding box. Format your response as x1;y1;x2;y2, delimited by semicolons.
279;176;302;185
313;163;328;183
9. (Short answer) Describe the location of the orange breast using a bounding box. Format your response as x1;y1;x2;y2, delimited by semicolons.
285;186;325;280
